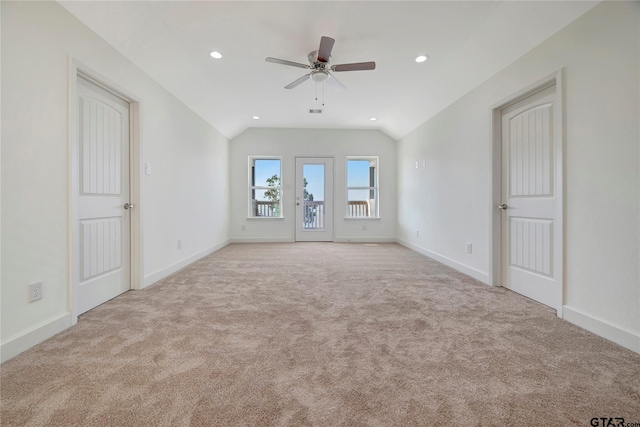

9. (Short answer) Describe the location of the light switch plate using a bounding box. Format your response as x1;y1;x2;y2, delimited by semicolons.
145;162;152;175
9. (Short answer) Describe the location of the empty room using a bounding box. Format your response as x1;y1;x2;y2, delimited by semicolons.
1;1;639;425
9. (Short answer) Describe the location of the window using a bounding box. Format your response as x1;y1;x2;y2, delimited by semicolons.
249;157;282;217
346;157;378;218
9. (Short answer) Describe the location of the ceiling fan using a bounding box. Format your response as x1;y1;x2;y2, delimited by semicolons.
265;36;376;90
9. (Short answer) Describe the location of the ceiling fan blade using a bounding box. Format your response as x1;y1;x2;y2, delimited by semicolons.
326;73;345;90
265;57;310;69
284;74;311;89
317;36;335;63
331;61;376;72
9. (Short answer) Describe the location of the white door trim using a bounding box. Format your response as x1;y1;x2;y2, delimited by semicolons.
489;69;564;316
68;59;142;324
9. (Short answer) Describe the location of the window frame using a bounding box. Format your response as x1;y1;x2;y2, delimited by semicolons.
345;156;379;219
248;156;283;219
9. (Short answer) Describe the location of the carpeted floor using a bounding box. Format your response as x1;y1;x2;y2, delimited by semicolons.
1;243;639;426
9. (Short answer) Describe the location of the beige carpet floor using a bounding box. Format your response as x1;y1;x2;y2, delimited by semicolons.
1;243;639;426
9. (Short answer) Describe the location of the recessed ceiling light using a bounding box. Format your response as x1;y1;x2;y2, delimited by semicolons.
415;55;428;63
210;51;222;59
252;116;260;120
369;117;377;121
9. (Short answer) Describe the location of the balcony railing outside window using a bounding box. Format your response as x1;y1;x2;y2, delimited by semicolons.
348;200;370;217
253;200;279;217
254;200;371;220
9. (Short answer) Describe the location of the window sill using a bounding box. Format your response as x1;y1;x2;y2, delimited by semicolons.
344;217;381;220
246;217;284;220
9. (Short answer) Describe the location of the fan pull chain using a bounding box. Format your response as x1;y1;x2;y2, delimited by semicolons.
313;81;325;106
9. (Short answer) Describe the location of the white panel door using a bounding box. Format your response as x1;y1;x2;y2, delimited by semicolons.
295;158;334;242
77;77;131;314
501;85;561;311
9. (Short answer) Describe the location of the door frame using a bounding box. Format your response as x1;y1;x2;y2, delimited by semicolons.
68;59;142;324
489;69;564;316
294;156;335;242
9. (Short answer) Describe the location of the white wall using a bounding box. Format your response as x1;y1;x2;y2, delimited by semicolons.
397;1;639;351
230;128;396;242
1;1;230;361
140;90;230;286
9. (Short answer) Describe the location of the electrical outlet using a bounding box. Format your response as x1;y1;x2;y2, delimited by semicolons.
416;230;420;237
177;239;182;249
467;243;473;254
362;225;366;231
29;282;42;303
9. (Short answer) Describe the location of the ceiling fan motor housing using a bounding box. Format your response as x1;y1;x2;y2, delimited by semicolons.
308;50;329;67
308;50;331;83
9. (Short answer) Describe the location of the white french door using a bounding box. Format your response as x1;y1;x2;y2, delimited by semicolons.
295;157;334;242
77;76;131;314
500;85;561;312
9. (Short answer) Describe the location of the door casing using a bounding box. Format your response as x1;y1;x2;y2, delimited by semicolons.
490;69;564;317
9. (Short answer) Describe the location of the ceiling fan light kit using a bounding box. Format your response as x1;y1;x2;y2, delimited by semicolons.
311;71;330;83
265;36;376;94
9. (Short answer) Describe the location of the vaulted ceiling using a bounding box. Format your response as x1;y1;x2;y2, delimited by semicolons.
59;1;598;140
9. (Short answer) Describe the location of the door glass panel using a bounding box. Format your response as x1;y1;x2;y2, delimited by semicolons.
302;164;325;229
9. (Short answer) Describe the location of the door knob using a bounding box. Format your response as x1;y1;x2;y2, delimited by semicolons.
498;203;508;210
124;202;134;210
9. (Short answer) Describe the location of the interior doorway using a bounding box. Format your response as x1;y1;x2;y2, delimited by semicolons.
492;73;564;315
73;74;137;315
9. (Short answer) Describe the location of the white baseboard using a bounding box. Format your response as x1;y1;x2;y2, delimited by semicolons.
229;237;294;243
143;240;230;288
1;312;73;363
396;239;490;284
563;305;640;354
334;237;396;243
230;237;396;243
